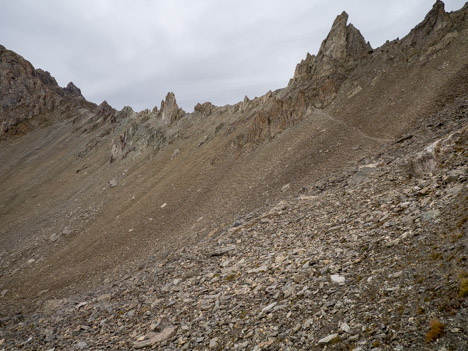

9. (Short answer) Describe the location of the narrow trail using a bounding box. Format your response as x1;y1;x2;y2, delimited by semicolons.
313;109;394;144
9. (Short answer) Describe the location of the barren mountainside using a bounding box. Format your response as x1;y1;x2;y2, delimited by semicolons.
0;1;467;350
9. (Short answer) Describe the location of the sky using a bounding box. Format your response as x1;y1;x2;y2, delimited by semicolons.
0;0;464;112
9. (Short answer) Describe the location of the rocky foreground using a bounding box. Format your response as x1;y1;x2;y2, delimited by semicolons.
1;96;467;350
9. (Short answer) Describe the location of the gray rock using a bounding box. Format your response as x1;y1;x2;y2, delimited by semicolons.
171;148;180;159
49;233;59;242
318;333;339;345
76;341;88;349
261;302;277;313
198;135;208;147
349;163;378;185
340;322;350;333
210;245;236;257
232;220;243;227
133;326;177;348
421;209;440;222
209;338;218;348
330;274;345;284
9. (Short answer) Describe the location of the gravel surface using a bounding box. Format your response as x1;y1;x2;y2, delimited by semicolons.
1;107;466;351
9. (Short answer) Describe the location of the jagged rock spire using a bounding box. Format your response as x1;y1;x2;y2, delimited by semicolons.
290;10;371;107
292;10;371;81
159;92;185;124
95;100;116;121
317;11;371;65
318;11;350;61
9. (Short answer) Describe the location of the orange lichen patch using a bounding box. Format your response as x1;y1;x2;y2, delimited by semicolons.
426;319;445;342
459;277;468;298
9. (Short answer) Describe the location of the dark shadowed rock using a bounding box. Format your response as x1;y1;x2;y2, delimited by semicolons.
36;69;59;87
63;82;83;98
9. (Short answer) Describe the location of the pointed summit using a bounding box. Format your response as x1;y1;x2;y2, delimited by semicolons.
159;92;185;124
430;0;445;13
318;11;371;63
292;10;370;82
401;0;454;53
318;11;349;61
290;10;371;106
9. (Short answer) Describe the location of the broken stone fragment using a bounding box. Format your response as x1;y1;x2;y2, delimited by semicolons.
340;322;350;333
330;274;346;284
210;245;236;257
318;333;339;345
261;301;277;313
133;326;177;349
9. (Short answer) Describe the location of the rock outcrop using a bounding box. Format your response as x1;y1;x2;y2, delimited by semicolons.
0;45;94;138
158;92;185;124
238;1;467;147
239;89;309;147
400;0;462;64
289;11;371;107
63;82;84;98
194;101;215;117
109;93;185;162
95;100;115;122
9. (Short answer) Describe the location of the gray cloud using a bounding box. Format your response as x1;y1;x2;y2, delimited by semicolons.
0;0;463;111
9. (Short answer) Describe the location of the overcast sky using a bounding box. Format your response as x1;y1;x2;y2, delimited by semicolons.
0;0;463;111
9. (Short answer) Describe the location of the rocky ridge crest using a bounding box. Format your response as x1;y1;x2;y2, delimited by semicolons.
0;45;97;138
1;2;466;158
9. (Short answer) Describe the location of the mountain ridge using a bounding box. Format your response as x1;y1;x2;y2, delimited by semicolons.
2;1;465;144
0;2;467;349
